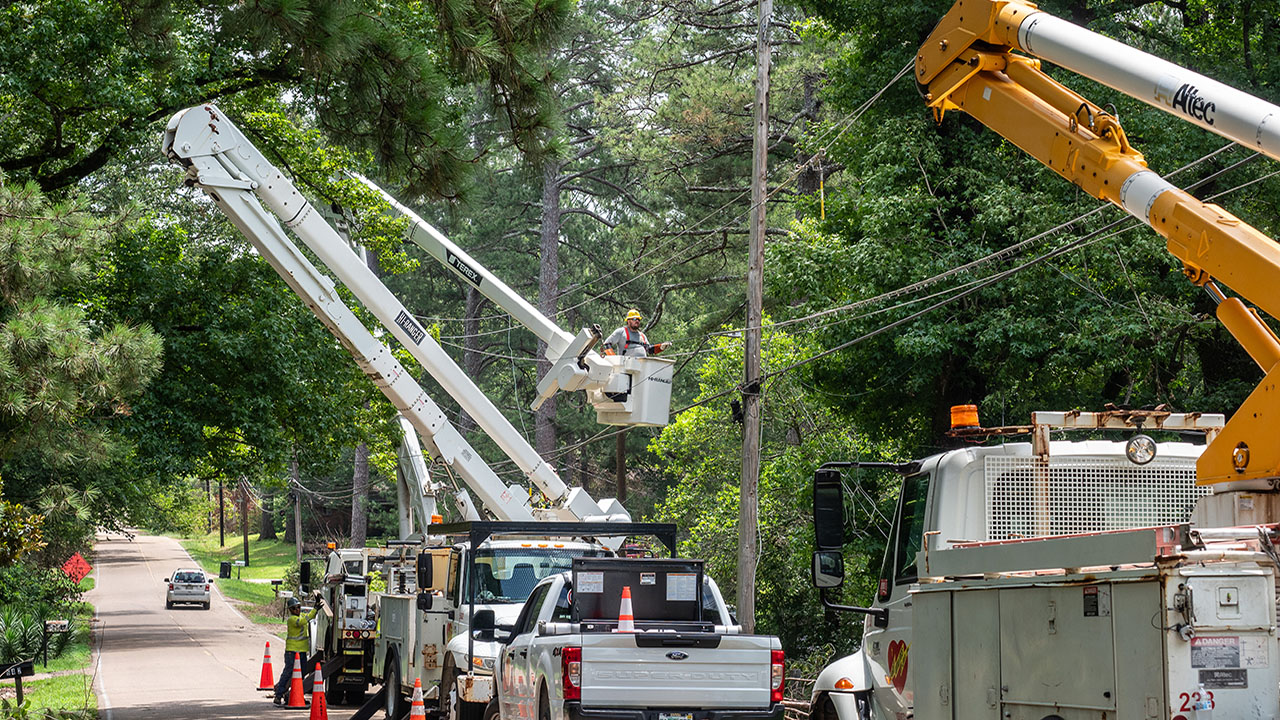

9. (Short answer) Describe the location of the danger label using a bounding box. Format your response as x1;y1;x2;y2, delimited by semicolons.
1192;637;1239;668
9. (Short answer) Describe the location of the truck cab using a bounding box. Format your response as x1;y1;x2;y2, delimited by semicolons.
809;410;1223;720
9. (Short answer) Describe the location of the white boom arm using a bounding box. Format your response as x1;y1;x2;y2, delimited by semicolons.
163;104;627;527
362;180;674;427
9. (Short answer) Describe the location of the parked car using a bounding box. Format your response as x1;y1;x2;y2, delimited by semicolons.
166;568;211;609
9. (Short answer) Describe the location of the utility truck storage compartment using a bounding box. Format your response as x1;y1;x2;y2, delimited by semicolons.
911;566;1279;720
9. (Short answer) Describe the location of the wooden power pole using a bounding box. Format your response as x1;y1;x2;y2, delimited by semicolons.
738;0;772;634
240;480;250;567
218;479;225;548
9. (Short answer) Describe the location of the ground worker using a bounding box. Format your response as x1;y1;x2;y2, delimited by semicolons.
604;309;670;357
272;594;320;705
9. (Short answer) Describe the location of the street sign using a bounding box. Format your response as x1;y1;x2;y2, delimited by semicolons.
61;552;92;583
44;619;70;633
0;660;33;679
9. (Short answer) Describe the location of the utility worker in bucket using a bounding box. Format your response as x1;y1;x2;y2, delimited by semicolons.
604;309;670;358
272;594;320;705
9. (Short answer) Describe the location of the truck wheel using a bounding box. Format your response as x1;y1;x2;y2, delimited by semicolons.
384;656;407;719
440;659;459;717
482;699;500;720
538;686;551;720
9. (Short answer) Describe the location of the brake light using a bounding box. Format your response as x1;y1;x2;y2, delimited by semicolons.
770;650;785;703
168;583;174;591
562;646;582;701
204;584;210;591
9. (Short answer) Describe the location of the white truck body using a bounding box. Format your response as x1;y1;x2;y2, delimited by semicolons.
496;559;785;720
807;411;1280;720
375;536;611;718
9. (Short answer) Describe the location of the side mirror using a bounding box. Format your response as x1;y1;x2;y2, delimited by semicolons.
813;468;846;550
472;608;496;641
416;592;434;612
163;578;170;583
812;551;845;589
416;553;432;590
299;562;312;595
497;622;516;644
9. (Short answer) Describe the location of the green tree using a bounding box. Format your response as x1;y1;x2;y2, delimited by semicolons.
0;177;163;557
0;0;577;197
0;178;162;464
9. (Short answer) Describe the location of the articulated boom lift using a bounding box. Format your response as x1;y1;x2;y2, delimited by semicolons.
162;104;628;530
917;0;1280;486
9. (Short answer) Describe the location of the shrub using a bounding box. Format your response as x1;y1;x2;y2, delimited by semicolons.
0;564;81;609
0;603;79;665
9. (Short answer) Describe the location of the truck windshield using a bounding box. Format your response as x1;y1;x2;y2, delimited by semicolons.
469;548;602;603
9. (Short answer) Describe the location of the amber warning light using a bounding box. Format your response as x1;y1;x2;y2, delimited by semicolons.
950;404;980;430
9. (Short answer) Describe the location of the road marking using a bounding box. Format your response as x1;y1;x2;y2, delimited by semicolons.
92;543;114;720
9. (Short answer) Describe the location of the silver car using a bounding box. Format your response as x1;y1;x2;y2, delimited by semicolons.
165;568;211;609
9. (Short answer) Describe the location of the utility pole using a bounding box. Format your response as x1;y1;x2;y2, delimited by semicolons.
240;480;250;567
218;479;225;548
291;454;303;564
615;429;628;502
738;0;771;634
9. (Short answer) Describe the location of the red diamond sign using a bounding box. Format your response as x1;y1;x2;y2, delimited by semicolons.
61;553;92;584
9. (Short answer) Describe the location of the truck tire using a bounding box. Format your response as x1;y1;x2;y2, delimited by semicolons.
538;686;551;720
482;699;500;720
442;658;485;720
384;655;407;719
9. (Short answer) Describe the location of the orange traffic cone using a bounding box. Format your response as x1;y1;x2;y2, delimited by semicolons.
257;641;275;691
309;662;328;720
409;678;427;720
616;585;635;632
285;655;309;710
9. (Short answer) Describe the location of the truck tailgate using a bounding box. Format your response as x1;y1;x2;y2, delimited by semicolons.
580;634;774;709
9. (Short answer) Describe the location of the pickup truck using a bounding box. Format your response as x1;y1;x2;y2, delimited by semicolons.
489;557;785;720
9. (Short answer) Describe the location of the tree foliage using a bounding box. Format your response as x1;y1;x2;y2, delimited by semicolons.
0;0;576;197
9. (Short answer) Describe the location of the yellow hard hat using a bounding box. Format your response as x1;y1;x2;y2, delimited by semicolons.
625;309;643;321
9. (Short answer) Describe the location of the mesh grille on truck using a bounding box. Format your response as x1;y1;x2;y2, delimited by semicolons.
985;456;1205;540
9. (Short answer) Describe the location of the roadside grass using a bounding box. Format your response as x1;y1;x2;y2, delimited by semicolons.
180;532;297;580
17;673;97;713
38;641;90;675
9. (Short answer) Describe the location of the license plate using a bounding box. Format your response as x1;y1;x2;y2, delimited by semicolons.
659;713;693;720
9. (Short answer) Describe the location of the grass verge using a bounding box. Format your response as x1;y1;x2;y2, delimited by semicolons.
15;673;97;713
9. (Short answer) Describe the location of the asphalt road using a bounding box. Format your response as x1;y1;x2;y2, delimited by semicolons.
90;532;370;720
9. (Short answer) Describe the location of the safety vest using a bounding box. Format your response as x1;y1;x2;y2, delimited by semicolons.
285;608;317;652
622;327;649;356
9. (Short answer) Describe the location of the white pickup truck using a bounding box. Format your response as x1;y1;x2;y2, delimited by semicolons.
489;557;785;720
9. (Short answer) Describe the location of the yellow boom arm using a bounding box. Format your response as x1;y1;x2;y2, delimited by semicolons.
917;0;1280;484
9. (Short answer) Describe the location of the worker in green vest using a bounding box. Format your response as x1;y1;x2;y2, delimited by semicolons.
272;595;320;705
